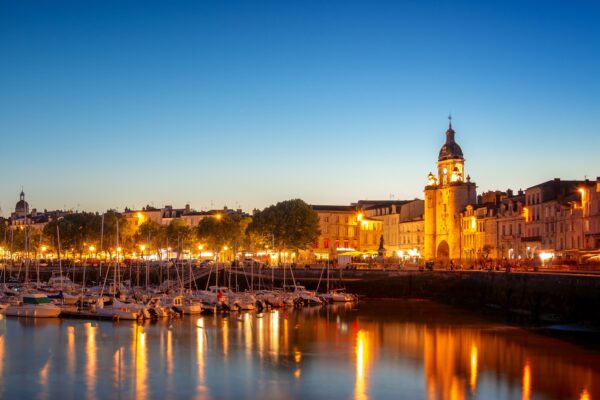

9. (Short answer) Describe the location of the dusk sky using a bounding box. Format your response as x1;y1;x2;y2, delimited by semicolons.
1;1;598;215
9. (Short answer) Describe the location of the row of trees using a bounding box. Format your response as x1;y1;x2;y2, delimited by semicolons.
1;199;321;261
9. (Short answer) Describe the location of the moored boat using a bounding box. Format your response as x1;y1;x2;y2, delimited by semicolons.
2;294;62;318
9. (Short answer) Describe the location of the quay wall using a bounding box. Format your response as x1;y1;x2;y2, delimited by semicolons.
235;269;600;325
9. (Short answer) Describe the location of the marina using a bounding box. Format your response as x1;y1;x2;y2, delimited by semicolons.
0;259;358;322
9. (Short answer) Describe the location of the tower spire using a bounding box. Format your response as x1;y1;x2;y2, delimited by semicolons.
448;114;452;129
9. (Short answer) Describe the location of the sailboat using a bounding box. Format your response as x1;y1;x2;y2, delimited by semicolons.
2;293;61;318
319;261;358;303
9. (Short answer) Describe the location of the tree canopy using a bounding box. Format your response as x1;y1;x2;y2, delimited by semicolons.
248;199;320;251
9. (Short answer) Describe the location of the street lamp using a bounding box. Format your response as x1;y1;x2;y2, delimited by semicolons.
139;244;146;261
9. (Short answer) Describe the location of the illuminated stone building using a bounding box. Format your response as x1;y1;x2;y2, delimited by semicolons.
124;205;244;229
424;119;477;264
582;178;600;251
378;200;424;259
311;205;360;260
496;190;527;260
522;179;589;258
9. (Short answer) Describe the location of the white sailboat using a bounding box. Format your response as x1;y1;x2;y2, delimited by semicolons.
2;293;62;318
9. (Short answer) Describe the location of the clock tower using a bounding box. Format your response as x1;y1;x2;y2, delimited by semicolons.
424;118;476;264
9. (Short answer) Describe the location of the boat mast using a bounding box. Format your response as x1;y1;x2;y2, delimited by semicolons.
99;213;104;279
57;224;63;291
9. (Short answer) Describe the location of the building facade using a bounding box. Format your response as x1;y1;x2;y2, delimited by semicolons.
424;119;477;264
311;205;360;260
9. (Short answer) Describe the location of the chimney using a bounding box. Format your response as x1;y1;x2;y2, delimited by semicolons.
507;189;513;198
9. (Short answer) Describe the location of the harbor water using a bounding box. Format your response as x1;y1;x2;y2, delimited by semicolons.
0;300;598;399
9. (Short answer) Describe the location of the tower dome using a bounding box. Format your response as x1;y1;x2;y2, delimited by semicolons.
15;190;29;214
438;118;464;161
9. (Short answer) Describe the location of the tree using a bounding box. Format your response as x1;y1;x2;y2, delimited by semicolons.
43;213;102;258
195;214;248;256
248;199;320;253
165;219;192;258
135;220;165;257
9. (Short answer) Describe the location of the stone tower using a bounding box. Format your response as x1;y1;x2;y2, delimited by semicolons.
424;118;476;264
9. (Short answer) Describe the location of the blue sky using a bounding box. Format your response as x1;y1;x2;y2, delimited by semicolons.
1;0;598;214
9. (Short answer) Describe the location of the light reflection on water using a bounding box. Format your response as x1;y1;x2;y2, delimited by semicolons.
0;301;598;399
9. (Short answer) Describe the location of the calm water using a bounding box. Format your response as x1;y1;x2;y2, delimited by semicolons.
0;300;598;400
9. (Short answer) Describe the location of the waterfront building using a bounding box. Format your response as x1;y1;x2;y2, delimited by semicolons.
582;178;600;252
124;204;245;229
523;179;588;259
311;205;360;260
496;190;527;260
424;119;477;265
377;200;424;259
460;202;499;264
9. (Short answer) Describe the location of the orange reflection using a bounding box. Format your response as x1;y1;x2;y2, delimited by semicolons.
522;361;531;400
222;318;229;357
470;344;478;393
134;325;147;399
85;323;97;398
423;328;466;400
294;349;302;364
66;326;75;377
166;329;173;375
243;313;252;358
39;359;50;400
196;324;207;398
580;389;590;400
354;330;370;400
258;316;264;358
270;311;279;359
113;347;123;392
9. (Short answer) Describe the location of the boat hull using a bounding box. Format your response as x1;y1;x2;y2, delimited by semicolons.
3;305;61;318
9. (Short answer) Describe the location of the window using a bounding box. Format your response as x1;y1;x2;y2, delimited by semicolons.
324;239;329;249
335;240;340;249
